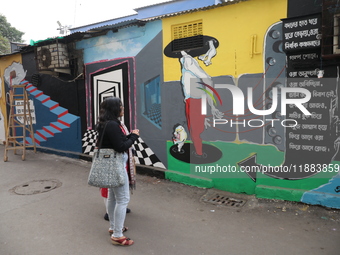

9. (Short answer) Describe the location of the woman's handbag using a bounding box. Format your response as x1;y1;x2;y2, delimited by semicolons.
87;122;125;188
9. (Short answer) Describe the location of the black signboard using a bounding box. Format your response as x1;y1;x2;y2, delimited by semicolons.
282;13;321;52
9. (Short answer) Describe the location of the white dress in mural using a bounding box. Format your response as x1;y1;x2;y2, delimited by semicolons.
4;62;27;86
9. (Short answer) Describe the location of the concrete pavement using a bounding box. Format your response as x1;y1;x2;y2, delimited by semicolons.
0;145;339;255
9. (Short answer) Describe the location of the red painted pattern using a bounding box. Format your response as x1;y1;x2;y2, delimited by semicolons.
35;92;44;97
50;104;59;110
50;123;62;131
58;119;70;127
43;127;55;136
58;110;68;118
34;138;40;145
42;97;50;103
36;131;47;140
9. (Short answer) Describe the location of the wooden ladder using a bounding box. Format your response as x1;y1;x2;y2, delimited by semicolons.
4;84;36;161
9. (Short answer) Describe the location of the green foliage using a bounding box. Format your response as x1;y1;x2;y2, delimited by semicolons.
0;34;10;54
0;14;24;55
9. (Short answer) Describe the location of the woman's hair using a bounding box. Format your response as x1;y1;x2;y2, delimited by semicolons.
98;97;122;125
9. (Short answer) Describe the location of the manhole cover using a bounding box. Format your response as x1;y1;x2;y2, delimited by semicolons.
11;179;62;195
202;193;246;207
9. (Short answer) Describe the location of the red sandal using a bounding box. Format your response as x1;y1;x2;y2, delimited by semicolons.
111;236;134;246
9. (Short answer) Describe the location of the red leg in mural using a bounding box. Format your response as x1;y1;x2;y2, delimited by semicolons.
185;98;206;156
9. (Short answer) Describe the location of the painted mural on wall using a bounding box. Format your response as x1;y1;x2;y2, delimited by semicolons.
1;57;21;144
1;0;338;208
1;62;34;144
82;58;165;168
282;13;340;206
0;76;5;142
0;60;82;154
78;21;166;169
165;36;224;164
4;63;36;126
163;24;289;192
162;1;340;208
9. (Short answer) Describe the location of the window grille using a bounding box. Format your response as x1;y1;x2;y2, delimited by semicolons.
322;0;340;58
171;20;203;51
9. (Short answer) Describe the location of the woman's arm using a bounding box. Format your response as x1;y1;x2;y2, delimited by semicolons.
104;121;139;152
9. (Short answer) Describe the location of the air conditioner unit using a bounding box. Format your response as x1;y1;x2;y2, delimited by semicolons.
36;42;70;74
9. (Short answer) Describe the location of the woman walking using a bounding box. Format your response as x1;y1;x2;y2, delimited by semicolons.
96;97;139;246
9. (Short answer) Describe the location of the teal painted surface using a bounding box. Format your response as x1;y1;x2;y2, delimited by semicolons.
301;164;340;209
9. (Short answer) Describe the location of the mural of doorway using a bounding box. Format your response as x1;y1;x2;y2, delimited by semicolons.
82;59;165;169
90;62;130;128
82;61;131;155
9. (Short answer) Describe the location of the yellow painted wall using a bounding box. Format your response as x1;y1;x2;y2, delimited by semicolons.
163;0;287;81
0;54;22;142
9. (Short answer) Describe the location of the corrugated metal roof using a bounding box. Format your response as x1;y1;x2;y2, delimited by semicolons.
133;0;178;10
70;0;247;34
70;0;249;34
141;0;249;21
70;13;139;33
84;19;140;32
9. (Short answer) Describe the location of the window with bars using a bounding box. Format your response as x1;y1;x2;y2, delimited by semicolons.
322;0;340;57
171;20;203;52
334;14;340;54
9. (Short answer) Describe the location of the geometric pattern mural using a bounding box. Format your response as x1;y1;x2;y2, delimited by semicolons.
23;80;80;146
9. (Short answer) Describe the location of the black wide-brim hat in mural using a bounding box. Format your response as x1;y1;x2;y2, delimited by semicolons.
164;35;219;58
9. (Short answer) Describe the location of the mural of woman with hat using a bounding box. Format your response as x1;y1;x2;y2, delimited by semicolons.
164;36;224;159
